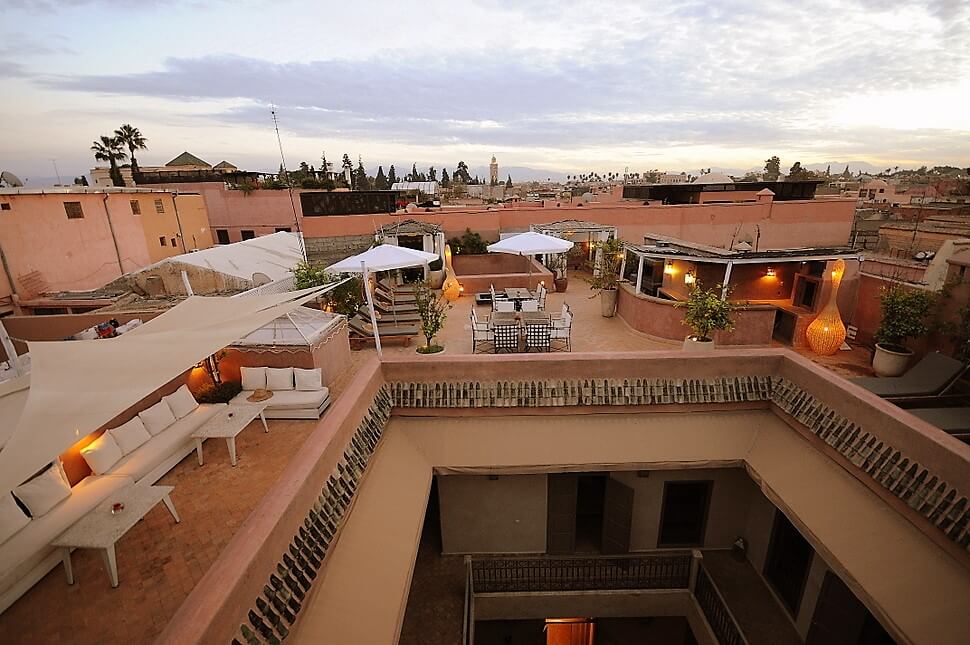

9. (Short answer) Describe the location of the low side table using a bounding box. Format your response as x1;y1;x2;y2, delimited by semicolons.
51;484;180;588
192;403;269;467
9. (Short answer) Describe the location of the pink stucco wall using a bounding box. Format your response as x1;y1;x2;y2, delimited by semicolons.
151;182;302;244
452;254;553;293
0;192;154;299
298;198;855;251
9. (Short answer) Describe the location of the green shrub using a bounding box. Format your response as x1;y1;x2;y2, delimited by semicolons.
874;284;934;349
680;282;735;341
195;381;242;403
448;228;488;255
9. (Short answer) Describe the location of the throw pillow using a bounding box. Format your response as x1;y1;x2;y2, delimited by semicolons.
80;433;124;475
108;417;151;455
0;492;30;544
265;367;295;391
13;465;72;517
138;399;177;436
164;384;199;419
241;366;267;391
294;368;323;391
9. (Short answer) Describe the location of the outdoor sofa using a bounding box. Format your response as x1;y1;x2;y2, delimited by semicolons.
230;367;331;420
0;384;224;613
850;352;967;398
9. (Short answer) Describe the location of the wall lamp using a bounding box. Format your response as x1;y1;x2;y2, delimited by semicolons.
664;260;675;275
684;270;696;285
765;266;776;278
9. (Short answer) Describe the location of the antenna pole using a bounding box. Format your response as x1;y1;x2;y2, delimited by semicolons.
271;105;307;262
51;159;62;186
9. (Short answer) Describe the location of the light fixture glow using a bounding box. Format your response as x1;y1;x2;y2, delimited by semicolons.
664;260;675;275
766;266;776;278
684;270;695;285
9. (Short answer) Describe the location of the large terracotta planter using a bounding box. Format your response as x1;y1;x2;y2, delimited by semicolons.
428;269;444;289
600;289;618;317
872;343;912;377
683;336;714;351
554;277;568;292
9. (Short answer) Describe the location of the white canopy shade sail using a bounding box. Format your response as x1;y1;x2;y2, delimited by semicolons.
326;245;438;359
486;231;574;256
326;244;438;274
0;286;329;495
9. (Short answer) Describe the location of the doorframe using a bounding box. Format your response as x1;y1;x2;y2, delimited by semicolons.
656;479;713;548
763;509;813;618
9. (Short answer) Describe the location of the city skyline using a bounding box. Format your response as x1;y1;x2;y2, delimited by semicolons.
2;0;969;182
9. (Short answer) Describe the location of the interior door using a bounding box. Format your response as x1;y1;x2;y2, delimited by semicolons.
764;510;814;616
806;572;868;645
547;474;578;554
601;477;634;555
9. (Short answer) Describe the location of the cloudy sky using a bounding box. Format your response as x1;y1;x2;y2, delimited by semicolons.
2;0;968;183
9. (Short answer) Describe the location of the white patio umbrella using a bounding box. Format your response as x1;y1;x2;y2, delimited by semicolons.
487;231;574;280
326;244;439;358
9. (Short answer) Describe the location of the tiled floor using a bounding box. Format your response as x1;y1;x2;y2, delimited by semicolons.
0;417;328;645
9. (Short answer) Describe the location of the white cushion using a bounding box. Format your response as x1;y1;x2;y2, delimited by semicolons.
0;492;30;545
80;433;124;475
265;367;295;391
232;387;330;411
108;417;151;455
240;366;266;391
164;384;199;420
294;368;323;391
138;399;177;436
13;466;71;517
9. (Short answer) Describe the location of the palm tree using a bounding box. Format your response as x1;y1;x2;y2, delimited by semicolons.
114;124;147;172
91;135;128;186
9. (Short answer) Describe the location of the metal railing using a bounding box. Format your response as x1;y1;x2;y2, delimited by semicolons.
469;552;692;594
695;564;748;645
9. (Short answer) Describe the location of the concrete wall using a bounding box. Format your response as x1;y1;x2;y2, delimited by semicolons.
611;468;758;550
0;310;162;361
616;284;778;346
437;473;548;554
174;194;215;253
452;255;554;293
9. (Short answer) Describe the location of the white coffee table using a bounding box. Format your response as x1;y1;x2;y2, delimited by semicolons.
51;483;180;588
192;403;269;467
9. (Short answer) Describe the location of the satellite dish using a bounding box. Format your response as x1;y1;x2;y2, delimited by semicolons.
0;171;24;187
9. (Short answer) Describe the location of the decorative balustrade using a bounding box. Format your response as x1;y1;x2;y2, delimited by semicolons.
695;565;748;645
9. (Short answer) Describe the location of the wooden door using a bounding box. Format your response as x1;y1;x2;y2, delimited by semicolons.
601;477;634;555
547;474;578;554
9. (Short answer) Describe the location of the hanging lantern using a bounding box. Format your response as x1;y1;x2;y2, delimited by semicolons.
664;260;675;275
805;259;847;356
684;270;696;285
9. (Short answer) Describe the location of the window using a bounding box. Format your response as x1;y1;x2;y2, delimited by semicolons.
241;230;256;240
658;480;712;546
159;236;167;246
130;200;141;215
216;229;231;245
275;227;291;233
0;203;10;211
64;202;84;219
171;237;177;248
764;510;814;616
154;198;165;213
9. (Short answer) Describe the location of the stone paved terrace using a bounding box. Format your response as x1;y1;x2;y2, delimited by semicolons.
0;278;877;644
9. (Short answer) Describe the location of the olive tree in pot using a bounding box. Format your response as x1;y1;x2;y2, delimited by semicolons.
586;237;625;317
414;280;451;354
679;282;735;351
872;284;934;377
551;252;569;292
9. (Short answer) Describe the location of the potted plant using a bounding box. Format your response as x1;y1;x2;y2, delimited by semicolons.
872;284;934;377
586;238;625;317
679;282;735;351
414;280;451;354
551;253;569;292
427;256;445;289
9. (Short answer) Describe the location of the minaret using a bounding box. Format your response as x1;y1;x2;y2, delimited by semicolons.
489;155;498;185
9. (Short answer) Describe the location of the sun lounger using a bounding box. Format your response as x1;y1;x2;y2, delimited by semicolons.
373;298;419;314
348;316;417;347
358;306;421;324
375;283;417;303
378;278;418;294
909;407;970;443
850;352;967;398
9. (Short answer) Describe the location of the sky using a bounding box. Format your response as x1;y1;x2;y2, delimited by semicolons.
2;0;969;184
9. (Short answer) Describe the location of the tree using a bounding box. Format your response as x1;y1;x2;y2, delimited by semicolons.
506;174;513;188
680;282;735;342
842;165;851;179
789;161;807;179
114;124;147;173
411;163;419;182
91;135;128;186
428;166;437;181
413;280;450;352
453;160;471;184
292;262;361;315
387;164;398;186
320;151;330;175
825;164;831;176
374;165;388;190
73;175;89;186
354;157;369;191
764;156;781;181
440;168;451;187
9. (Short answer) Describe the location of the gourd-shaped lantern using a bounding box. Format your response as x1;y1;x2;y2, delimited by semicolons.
441;244;462;302
805;259;847;355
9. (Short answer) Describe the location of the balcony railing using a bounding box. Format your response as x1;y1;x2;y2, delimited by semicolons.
469;552;693;594
695;564;748;645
